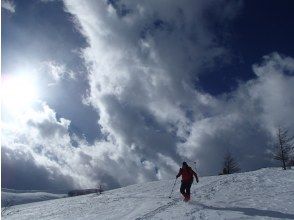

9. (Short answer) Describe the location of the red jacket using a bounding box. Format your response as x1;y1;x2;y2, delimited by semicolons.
176;166;198;183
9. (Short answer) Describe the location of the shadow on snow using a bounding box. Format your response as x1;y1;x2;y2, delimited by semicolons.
193;202;294;219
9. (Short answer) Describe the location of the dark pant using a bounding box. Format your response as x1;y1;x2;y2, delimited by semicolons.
180;180;193;196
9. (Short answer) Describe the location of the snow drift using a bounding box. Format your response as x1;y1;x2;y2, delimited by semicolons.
2;168;294;219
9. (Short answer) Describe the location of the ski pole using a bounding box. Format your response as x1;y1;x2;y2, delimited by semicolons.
168;178;177;198
194;161;199;184
193;161;197;173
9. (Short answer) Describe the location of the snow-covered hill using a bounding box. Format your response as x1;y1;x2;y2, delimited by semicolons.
2;168;294;219
1;189;66;207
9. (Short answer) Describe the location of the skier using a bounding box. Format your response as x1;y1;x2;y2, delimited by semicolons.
176;162;199;201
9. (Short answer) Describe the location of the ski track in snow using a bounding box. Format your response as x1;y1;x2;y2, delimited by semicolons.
135;198;180;220
2;168;294;220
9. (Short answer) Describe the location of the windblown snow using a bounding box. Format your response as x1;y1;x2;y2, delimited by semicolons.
2;168;294;219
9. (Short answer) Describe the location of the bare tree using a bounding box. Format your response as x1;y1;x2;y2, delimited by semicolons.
222;151;240;174
273;127;293;170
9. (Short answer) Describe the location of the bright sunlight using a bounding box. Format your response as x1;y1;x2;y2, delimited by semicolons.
1;74;39;111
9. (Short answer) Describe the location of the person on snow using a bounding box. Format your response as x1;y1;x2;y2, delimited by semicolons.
176;162;199;201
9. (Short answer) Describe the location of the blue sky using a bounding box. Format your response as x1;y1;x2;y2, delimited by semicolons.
198;0;294;95
2;0;294;191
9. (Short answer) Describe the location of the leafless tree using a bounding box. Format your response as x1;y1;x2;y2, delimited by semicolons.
273;127;293;170
222;151;240;174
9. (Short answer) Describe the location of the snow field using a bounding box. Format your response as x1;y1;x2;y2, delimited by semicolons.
2;168;294;219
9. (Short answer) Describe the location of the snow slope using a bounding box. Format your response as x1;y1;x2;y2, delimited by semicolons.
2;168;294;219
1;189;66;207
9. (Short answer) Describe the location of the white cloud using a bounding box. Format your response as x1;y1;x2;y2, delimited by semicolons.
2;0;15;13
178;53;294;173
42;61;76;85
2;0;294;191
2;53;294;190
63;0;293;180
2;101;168;189
62;0;244;180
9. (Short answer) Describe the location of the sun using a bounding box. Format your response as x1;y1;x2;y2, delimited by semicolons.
1;74;39;111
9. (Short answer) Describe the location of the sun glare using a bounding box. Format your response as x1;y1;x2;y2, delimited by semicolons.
1;74;39;111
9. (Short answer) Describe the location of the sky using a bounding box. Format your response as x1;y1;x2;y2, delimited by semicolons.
1;0;294;192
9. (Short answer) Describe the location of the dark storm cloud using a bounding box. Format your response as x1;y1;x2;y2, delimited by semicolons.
1;146;75;191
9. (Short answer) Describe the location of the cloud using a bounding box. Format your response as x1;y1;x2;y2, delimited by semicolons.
61;0;243;179
2;102;172;190
2;53;294;191
178;53;294;173
2;102;88;189
1;146;74;191
42;61;76;85
1;0;15;13
2;0;294;191
63;0;293;179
